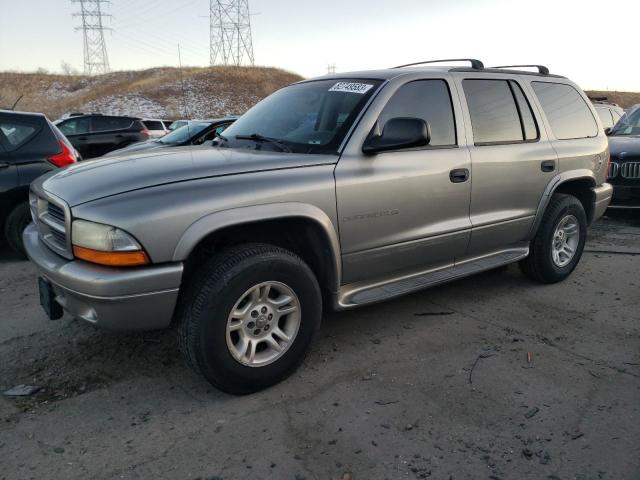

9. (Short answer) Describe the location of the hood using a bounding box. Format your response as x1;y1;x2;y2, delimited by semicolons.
37;147;337;206
608;135;640;159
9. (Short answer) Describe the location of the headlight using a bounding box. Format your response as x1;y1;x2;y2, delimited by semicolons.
71;219;149;266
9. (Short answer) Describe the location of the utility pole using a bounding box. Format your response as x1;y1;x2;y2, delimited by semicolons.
209;0;255;66
72;0;111;75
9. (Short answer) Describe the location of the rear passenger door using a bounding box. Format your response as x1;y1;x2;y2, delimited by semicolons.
457;77;558;257
90;116;135;157
336;78;472;284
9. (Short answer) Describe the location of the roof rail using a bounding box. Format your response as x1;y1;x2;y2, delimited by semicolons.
491;64;550;75
393;59;484;70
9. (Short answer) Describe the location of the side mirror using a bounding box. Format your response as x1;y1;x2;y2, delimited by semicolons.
362;117;431;154
604;127;611;136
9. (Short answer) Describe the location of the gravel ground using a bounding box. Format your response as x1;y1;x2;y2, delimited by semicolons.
0;212;639;480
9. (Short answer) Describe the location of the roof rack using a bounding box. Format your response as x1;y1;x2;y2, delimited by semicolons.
393;59;484;70
491;65;550;75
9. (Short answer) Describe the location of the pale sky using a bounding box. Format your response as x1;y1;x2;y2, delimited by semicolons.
1;0;639;91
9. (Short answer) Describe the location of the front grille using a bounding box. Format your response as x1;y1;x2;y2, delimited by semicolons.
30;190;72;259
608;162;619;179
47;203;65;223
621;162;640;179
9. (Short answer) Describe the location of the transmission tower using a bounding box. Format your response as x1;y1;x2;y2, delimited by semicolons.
72;0;111;75
209;0;255;67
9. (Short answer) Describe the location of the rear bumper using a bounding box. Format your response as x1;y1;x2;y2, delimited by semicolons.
592;183;613;221
23;223;183;331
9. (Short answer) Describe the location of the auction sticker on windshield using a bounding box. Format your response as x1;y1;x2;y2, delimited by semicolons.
329;82;374;94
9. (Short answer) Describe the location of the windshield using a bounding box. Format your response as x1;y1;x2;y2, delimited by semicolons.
218;79;382;154
159;122;211;144
610;105;640;136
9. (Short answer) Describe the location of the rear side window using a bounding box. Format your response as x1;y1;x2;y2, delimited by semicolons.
378;79;456;147
463;79;526;144
57;117;90;136
92;116;134;132
143;120;165;130
0;122;37;147
531;82;598;139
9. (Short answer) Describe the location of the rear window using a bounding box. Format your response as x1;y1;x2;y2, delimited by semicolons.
463;79;537;144
0;122;37;147
378;79;456;147
92;116;134;132
531;82;598;139
143;120;165;130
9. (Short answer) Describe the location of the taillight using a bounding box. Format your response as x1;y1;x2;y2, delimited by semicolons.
140;128;150;139
48;140;77;168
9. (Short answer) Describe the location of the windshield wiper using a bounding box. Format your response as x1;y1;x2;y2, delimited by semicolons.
235;133;292;152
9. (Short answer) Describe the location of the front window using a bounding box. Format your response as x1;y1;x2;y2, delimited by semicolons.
609;105;640;136
159;122;211;144
218;79;382;154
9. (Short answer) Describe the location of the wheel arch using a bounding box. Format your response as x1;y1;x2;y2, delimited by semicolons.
528;170;597;239
173;203;342;294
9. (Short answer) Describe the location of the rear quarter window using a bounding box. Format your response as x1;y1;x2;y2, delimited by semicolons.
531;82;598;140
0;122;38;148
143;120;165;130
92;116;135;132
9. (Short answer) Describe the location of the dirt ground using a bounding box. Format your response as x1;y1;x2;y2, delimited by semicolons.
1;212;639;480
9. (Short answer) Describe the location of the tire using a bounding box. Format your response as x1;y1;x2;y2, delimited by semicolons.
4;202;31;257
519;194;587;284
177;243;322;394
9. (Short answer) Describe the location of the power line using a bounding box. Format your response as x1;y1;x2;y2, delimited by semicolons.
72;0;111;75
209;0;255;66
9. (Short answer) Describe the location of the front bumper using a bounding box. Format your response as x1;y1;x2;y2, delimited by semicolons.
592;183;614;220
23;223;183;331
609;183;640;209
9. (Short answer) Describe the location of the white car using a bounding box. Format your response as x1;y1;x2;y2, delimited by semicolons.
141;119;169;139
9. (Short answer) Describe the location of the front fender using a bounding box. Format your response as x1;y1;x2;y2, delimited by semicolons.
172;202;342;289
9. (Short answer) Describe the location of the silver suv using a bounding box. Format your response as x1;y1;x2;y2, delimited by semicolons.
24;59;613;394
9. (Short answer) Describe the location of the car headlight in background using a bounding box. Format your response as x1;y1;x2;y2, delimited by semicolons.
71;219;150;266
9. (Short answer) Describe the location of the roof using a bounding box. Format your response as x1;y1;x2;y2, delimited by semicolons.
304;60;566;83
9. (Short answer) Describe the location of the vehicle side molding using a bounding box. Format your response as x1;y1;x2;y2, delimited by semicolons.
172;202;342;289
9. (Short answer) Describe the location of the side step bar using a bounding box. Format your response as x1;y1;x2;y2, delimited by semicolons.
336;246;529;309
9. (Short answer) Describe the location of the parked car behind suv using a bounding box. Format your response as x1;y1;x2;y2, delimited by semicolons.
24;60;612;394
54;114;149;159
105;117;237;157
141;119;169;139
606;103;640;208
592;100;624;132
0;110;77;254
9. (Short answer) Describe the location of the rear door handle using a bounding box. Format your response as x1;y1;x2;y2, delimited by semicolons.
541;160;556;172
449;168;469;183
115;134;124;138
78;137;88;141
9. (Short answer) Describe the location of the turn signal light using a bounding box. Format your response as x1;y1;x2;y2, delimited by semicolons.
73;246;150;267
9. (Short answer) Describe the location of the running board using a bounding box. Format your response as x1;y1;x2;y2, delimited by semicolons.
336;246;529;309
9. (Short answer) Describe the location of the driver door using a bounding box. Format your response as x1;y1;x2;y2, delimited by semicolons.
335;79;472;284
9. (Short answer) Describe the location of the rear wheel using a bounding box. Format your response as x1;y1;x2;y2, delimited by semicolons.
4;202;31;257
177;243;322;394
519;194;587;283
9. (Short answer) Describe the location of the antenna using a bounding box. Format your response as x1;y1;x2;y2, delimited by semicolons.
72;0;111;75
177;44;190;119
209;0;255;66
327;64;336;75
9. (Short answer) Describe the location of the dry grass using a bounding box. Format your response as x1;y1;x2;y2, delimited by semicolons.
585;90;640;109
0;66;303;120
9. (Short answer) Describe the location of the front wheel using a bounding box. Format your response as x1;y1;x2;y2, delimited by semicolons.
519;194;587;284
4;202;31;257
177;243;322;394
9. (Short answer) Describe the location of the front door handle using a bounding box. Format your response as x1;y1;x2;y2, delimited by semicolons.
541;160;556;172
0;162;9;169
450;168;469;183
